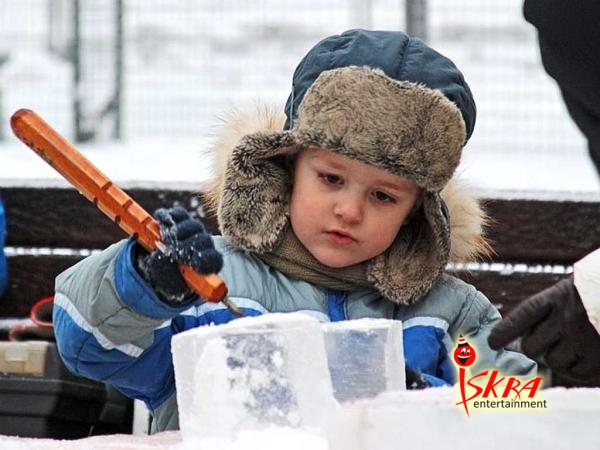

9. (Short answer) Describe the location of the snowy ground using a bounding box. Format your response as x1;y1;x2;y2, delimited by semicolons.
1;0;599;195
1;388;599;450
2;128;600;196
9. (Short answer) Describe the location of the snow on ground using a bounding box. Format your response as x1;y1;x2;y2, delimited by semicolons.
1;0;599;195
0;429;324;450
2;131;599;196
1;388;600;449
0;136;215;190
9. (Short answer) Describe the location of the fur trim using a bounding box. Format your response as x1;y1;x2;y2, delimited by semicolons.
441;178;492;262
296;67;466;191
204;105;287;216
367;192;451;302
204;105;490;264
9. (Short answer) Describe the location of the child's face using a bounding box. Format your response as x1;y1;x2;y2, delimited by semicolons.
290;147;421;268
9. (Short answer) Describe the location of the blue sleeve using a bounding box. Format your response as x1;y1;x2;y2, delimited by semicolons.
403;325;455;386
53;239;265;411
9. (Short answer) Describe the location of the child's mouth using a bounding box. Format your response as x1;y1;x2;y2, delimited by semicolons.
327;230;356;245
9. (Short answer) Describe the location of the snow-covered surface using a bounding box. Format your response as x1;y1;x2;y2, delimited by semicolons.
0;137;214;191
346;387;600;449
0;431;183;450
1;0;600;195
0;429;328;450
458;147;600;195
2;131;600;197
2;388;600;449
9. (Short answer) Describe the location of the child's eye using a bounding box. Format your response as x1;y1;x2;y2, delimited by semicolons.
318;173;343;185
373;191;396;203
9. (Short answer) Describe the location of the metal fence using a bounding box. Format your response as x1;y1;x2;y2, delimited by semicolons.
0;0;586;157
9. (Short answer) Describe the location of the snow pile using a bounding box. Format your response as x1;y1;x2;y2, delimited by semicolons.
341;387;600;450
175;427;328;450
0;430;183;450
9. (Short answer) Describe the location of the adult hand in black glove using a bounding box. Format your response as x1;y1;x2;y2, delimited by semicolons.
137;207;223;303
488;277;600;387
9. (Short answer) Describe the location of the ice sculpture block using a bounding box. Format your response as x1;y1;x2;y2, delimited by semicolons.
322;319;405;402
574;248;600;334
171;313;335;440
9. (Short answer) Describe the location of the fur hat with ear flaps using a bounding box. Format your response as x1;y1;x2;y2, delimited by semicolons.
206;30;489;305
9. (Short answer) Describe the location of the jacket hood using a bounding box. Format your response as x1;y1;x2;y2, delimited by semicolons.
204;105;490;274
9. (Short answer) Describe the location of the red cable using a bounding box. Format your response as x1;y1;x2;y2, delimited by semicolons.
29;295;54;328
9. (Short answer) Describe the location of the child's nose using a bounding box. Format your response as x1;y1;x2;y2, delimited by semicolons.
333;195;364;223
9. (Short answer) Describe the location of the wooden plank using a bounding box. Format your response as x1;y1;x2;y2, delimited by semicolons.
454;270;569;316
0;253;568;319
1;187;219;249
3;187;599;262
0;186;595;320
484;198;600;264
0;254;83;317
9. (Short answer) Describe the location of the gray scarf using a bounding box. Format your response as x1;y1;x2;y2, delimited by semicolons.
257;226;373;291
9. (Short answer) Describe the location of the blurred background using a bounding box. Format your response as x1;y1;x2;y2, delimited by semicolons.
0;0;597;190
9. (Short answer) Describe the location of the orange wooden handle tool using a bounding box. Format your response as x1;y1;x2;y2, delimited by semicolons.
10;108;228;303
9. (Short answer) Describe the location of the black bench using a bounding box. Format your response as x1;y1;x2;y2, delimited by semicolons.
2;185;599;319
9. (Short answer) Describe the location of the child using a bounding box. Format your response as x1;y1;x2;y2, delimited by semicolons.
53;29;536;433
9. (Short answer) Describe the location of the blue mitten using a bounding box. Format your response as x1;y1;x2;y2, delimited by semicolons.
137;207;223;303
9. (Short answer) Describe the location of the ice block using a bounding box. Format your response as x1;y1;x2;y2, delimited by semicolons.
171;313;335;440
322;319;405;402
574;248;600;334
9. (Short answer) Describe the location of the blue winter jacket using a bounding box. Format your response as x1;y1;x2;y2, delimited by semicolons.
53;236;536;433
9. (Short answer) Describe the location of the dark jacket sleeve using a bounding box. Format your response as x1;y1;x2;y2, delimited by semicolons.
524;0;600;172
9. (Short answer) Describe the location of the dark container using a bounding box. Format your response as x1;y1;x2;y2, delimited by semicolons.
0;342;133;438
